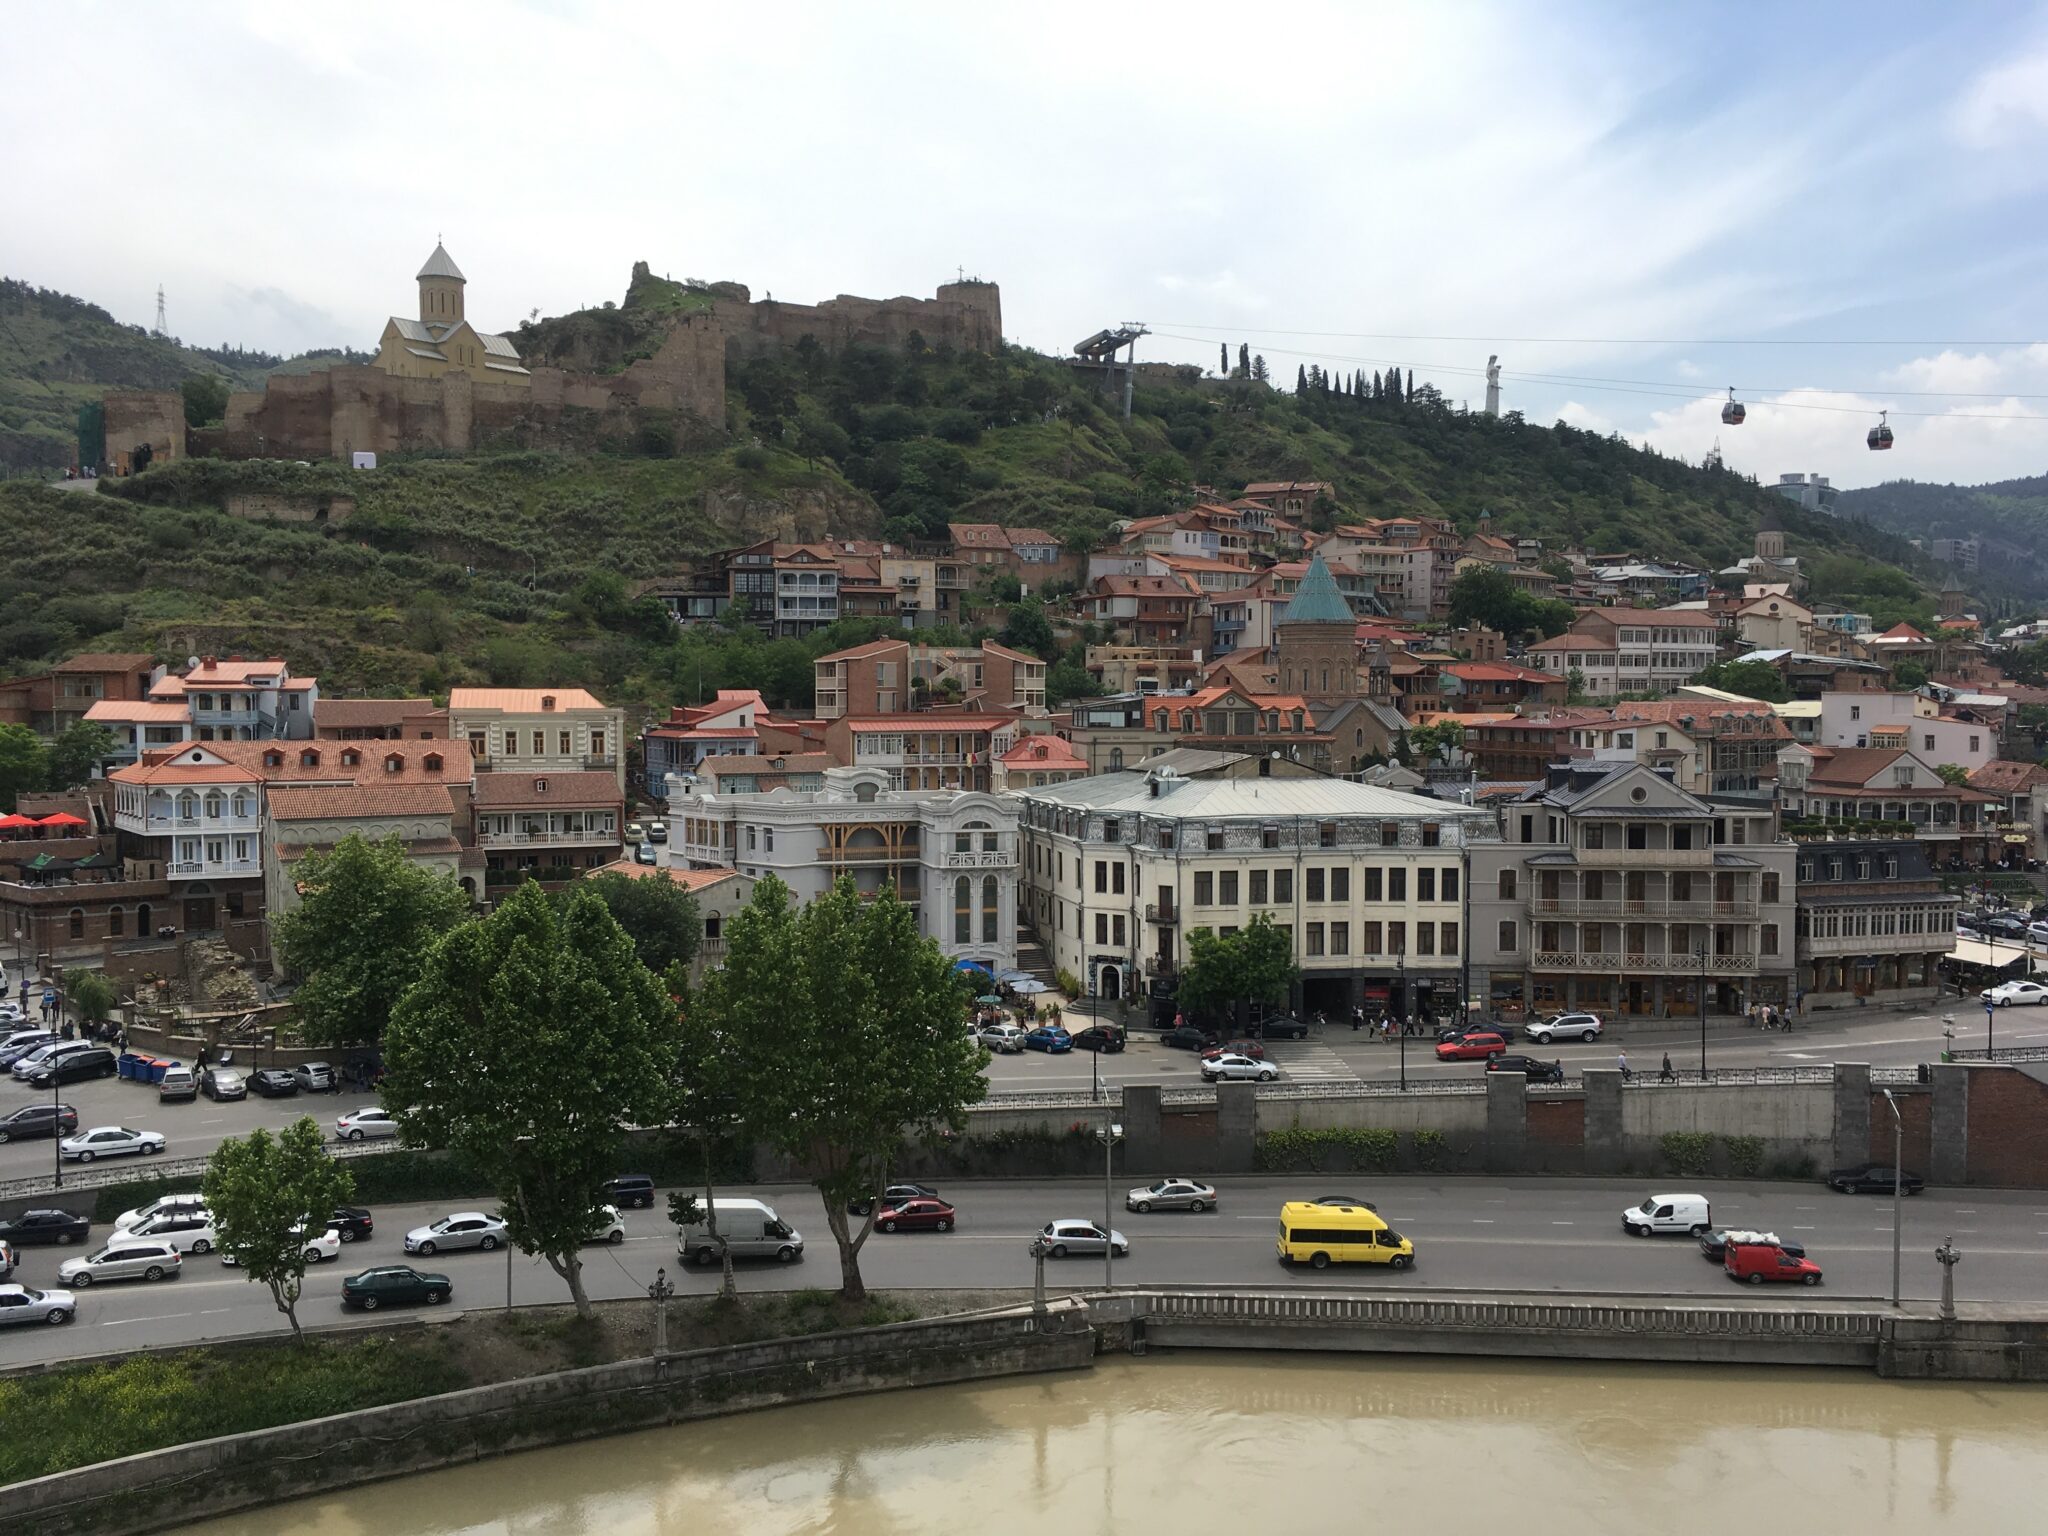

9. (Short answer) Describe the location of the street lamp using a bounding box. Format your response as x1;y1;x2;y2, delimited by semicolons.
1696;944;1709;1081
1882;1089;1903;1308
1396;954;1407;1092
1986;994;1996;1058
1096;1121;1123;1293
647;1266;676;1354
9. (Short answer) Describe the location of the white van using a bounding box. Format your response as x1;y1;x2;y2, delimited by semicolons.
1622;1191;1711;1237
678;1197;803;1266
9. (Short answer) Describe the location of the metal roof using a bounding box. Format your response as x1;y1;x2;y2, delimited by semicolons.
417;243;466;282
1276;554;1353;626
1015;771;1491;822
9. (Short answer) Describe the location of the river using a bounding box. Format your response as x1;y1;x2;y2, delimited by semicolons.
180;1355;2048;1535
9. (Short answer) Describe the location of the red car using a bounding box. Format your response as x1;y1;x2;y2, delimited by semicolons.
1434;1032;1508;1061
1201;1039;1266;1061
875;1198;956;1233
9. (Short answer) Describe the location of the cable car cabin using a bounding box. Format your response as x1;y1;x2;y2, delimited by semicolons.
1721;389;1745;426
1868;410;1894;451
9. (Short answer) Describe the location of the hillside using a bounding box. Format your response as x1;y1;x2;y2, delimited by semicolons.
1839;475;2048;607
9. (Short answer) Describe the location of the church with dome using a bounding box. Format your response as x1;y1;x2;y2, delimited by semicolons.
1717;502;1805;592
372;243;530;387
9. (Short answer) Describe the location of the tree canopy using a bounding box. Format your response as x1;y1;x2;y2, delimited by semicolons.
1176;912;1300;1027
0;725;46;812
273;834;472;1048
572;869;701;975
1446;566;1574;643
203;1117;357;1343
1687;658;1792;703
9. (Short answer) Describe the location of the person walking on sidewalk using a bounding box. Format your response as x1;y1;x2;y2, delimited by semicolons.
1659;1052;1674;1083
1617;1049;1632;1082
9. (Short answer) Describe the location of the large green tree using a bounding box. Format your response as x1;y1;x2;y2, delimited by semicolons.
203;1118;357;1343
382;882;678;1318
274;834;471;1048
1688;658;1791;703
1446;566;1573;643
573;869;701;975
64;969;117;1026
665;962;749;1299
0;724;48;812
708;876;984;1300
1177;912;1300;1029
45;721;115;791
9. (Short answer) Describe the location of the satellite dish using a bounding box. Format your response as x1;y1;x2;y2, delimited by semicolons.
186;655;201;671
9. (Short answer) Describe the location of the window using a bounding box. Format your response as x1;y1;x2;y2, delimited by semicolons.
762;827;773;853
1673;825;1692;850
1380;822;1399;847
1761;923;1779;957
339;750;362;768
1112;864;1125;895
1102;819;1121;844
1250;870;1268;904
957;831;973;853
1442;868;1460;901
1094;861;1107;894
1388;869;1406;902
1387;921;1406;955
591;731;605;757
1362;920;1382;953
532;731;546;755
1307;869;1325;902
1155;827;1175;850
1306;923;1325;956
1421;823;1441;848
1273;869;1294;903
69;909;84;940
1206;829;1224;851
1440;922;1458;953
1318;821;1337;848
108;906;125;938
1498;919;1517;951
1363;868;1382;901
1112;913;1125;945
1416;923;1436;956
559;731;572;756
1194;872;1214;906
1330;867;1350;901
1261;826;1280;849
1850;704;1861;720
1417;869;1436;902
1330;922;1350;955
1584;824;1605;850
1762;872;1780;903
1094;912;1108;944
1627;824;1648;850
1219;871;1239;904
746;826;757;851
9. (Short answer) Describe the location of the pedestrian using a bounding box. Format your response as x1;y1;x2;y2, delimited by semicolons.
1659;1052;1674;1083
1617;1049;1632;1082
1351;1005;1363;1033
1174;1010;1185;1032
1315;1010;1327;1035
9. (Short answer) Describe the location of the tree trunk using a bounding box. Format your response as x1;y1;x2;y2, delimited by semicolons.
702;1139;735;1300
544;1249;594;1320
824;1204;867;1302
273;1281;304;1344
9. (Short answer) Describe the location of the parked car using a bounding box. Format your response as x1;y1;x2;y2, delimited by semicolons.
624;822;647;845
1160;1024;1216;1051
1023;1025;1073;1054
224;1225;341;1267
1826;1162;1925;1195
602;1174;656;1210
199;1067;247;1101
403;1212;508;1256
1069;1025;1126;1054
157;1065;197;1102
2026;921;2048;947
59;1125;166;1163
978;1023;1026;1054
1525;1011;1603;1044
334;1108;401;1142
1622;1192;1712;1236
0;1029;58;1068
1039;1219;1127;1258
633;841;658;865
1434;1032;1508;1062
1486;1054;1566;1083
116;1194;208;1232
0;1209;91;1247
584;1206;626;1245
293;1062;338;1093
342;1266;450;1310
1202;1052;1279;1083
25;1048;115;1089
12;1040;96;1080
1698;1227;1805;1262
875;1197;956;1233
0;1102;79;1143
848;1182;940;1218
0;1284;75;1327
1981;979;2048;1007
249;1068;300;1098
59;1241;182;1286
1726;1240;1823;1286
1125;1179;1217;1213
646;820;668;844
329;1206;375;1244
0;1241;12;1281
1250;1014;1313;1040
124;1210;217;1256
1202;1039;1266;1061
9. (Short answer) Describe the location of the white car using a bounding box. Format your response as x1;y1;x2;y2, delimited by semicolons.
404;1212;508;1256
59;1241;182;1286
60;1126;167;1163
583;1205;626;1245
1039;1219;1128;1258
1982;979;2048;1007
334;1107;401;1142
1201;1052;1278;1083
0;1284;76;1327
222;1225;342;1266
2027;922;2048;947
116;1193;208;1232
124;1209;217;1256
1526;1011;1604;1044
12;1040;93;1080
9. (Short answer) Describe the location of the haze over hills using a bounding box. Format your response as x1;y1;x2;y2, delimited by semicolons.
1838;475;2048;607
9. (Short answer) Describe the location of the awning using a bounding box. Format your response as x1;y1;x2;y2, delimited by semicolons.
1948;938;2037;970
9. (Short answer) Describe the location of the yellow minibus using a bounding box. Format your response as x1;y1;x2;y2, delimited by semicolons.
1277;1200;1414;1270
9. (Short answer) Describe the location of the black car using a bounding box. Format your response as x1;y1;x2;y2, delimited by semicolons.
329;1206;375;1244
1698;1227;1806;1262
602;1174;657;1210
1486;1054;1565;1083
0;1103;79;1143
848;1182;940;1218
26;1047;117;1088
1160;1025;1216;1051
341;1266;450;1310
0;1209;91;1247
1827;1163;1925;1195
249;1069;299;1098
1314;1194;1378;1210
1251;1014;1312;1040
1069;1026;1126;1054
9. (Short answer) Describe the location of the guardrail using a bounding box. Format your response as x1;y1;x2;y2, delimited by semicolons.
0;1138;401;1204
1946;1045;2048;1063
1620;1065;1837;1088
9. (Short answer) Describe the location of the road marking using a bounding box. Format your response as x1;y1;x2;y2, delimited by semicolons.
1551;1221;1574;1226
1471;1219;1494;1224
101;1312;191;1326
1792;1225;1815;1230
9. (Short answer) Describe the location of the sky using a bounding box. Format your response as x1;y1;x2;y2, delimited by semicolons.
7;0;2048;491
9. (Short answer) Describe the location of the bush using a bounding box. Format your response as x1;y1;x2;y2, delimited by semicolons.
1410;1128;1446;1172
1660;1132;1715;1178
1256;1127;1398;1173
1055;967;1081;998
1722;1134;1765;1178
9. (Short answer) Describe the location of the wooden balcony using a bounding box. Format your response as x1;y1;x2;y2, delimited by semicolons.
1533;951;1761;974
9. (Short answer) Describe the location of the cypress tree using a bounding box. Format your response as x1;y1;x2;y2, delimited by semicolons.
1239;342;1250;375
1220;343;1229;376
1296;364;1308;393
1406;368;1415;398
1371;370;1382;399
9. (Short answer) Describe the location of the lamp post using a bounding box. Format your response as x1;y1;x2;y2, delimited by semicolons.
1882;1089;1903;1308
1696;944;1709;1080
648;1266;676;1354
1396;953;1407;1092
1097;1121;1123;1293
51;1055;63;1191
1986;996;1996;1058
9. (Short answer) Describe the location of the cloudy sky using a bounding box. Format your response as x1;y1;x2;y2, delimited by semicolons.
8;0;2048;489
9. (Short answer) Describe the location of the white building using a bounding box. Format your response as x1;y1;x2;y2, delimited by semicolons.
1014;763;1492;1018
448;687;626;791
1816;692;1998;773
663;768;1019;972
108;744;267;932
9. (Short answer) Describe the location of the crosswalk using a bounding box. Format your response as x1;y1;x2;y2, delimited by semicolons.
1262;1038;1359;1084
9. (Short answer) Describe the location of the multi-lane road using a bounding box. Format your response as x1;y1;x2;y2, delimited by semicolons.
4;1176;2044;1366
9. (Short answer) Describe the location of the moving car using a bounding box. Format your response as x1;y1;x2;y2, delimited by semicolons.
249;1068;299;1098
1525;1011;1603;1044
1202;1039;1265;1061
1069;1025;1125;1054
678;1197;803;1265
1126;1178;1217;1213
633;841;658;865
1023;1025;1073;1054
334;1107;401;1142
404;1212;508;1256
116;1194;207;1231
1160;1024;1216;1052
329;1206;375;1244
848;1182;940;1218
1622;1192;1712;1236
1725;1239;1823;1286
199;1067;247;1101
1202;1052;1279;1083
1039;1219;1127;1258
1981;979;2048;1007
1276;1200;1413;1270
59;1125;166;1163
1251;1014;1313;1040
584;1206;626;1245
224;1225;341;1266
1434;1032;1508;1062
1314;1194;1376;1210
0;1102;79;1143
1827;1162;1925;1195
0;1283;74;1327
978;1023;1026;1054
59;1241;182;1286
124;1209;217;1255
602;1174;657;1210
341;1266;450;1310
293;1062;338;1093
1698;1227;1805;1263
875;1197;956;1233
0;1209;90;1247
1486;1054;1565;1083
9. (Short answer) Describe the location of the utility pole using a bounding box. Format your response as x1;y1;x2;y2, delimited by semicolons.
1882;1090;1903;1308
154;285;167;337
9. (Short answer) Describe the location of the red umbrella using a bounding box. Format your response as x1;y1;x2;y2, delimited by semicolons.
0;813;36;829
36;813;89;828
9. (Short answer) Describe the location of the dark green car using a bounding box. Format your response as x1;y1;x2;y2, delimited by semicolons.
341;1265;451;1310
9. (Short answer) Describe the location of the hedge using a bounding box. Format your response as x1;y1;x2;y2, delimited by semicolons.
1255;1127;1399;1173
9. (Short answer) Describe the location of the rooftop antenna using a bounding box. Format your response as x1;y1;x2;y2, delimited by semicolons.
153;285;167;336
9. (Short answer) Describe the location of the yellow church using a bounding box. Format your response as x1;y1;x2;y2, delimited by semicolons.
373;244;529;386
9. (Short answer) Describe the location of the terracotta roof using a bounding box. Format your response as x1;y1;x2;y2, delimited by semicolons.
1967;760;2048;794
979;642;1045;666
1151;552;1253;573
267;784;458;820
586;862;742;891
281;833;462;859
814;638;904;663
472;770;623;809
698;753;833;780
1804;747;1907;786
948;523;1011;549
1440;662;1557;684
1875;623;1929;641
1000;734;1087;768
85;700;190;723
840;714;1013;731
447;688;611;713
205;739;471;787
313;698;441;728
108;747;264;786
1005;527;1061;546
53;653;154;673
1092;575;1197;599
1574;607;1719;628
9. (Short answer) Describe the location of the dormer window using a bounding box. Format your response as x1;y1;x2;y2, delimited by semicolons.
541;695;557;711
534;778;548;793
423;752;443;772
263;751;283;769
299;750;320;767
340;749;362;767
384;754;404;774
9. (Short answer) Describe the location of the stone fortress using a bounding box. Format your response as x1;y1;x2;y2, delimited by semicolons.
102;248;1002;469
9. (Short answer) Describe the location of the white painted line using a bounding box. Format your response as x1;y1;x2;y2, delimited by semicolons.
1551;1221;1574;1226
1792;1225;1815;1230
1471;1219;1495;1224
101;1312;190;1326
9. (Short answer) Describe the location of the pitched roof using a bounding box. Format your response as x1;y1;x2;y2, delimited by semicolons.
948;523;1011;549
1875;623;1929;641
1276;554;1353;626
53;653;154;673
417;242;466;281
586;861;742;891
1004;527;1061;547
313;698;441;729
107;746;263;786
446;688;611;713
1000;734;1087;768
697;752;833;781
85;700;190;724
205;739;470;787
1575;607;1720;628
814;638;904;663
266;785;459;821
1805;747;1906;786
472;770;623;809
1967;759;2048;794
1440;662;1557;684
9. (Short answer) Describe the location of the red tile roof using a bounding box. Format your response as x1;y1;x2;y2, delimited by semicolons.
472;770;623;809
1000;734;1087;768
267;785;459;820
447;688;611;713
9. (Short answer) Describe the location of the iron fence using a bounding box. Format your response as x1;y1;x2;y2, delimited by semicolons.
0;1137;401;1205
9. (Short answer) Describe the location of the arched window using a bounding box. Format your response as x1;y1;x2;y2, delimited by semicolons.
1109;747;1125;770
232;794;251;817
177;793;199;820
954;877;971;944
108;906;125;938
204;793;224;820
136;902;152;934
956;819;989;854
69;908;85;940
982;875;999;943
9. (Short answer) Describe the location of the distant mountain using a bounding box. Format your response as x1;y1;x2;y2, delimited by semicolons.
1838;474;2048;604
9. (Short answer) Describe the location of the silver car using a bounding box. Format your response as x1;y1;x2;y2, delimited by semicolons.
59;1241;182;1286
1040;1219;1128;1258
1201;1052;1278;1083
403;1212;508;1256
1125;1179;1218;1213
0;1283;76;1327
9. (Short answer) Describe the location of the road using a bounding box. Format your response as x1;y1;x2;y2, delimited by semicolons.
3;1176;2043;1366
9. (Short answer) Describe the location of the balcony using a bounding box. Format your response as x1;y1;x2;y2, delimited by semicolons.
583;754;618;771
1575;845;1713;868
826;845;912;863
1530;898;1759;919
1145;903;1179;925
168;859;261;879
698;936;727;964
1799;931;1951;958
477;826;620;848
1533;951;1761;974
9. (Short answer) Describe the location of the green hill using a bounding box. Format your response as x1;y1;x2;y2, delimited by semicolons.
0;277;1948;727
1838;475;2048;608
